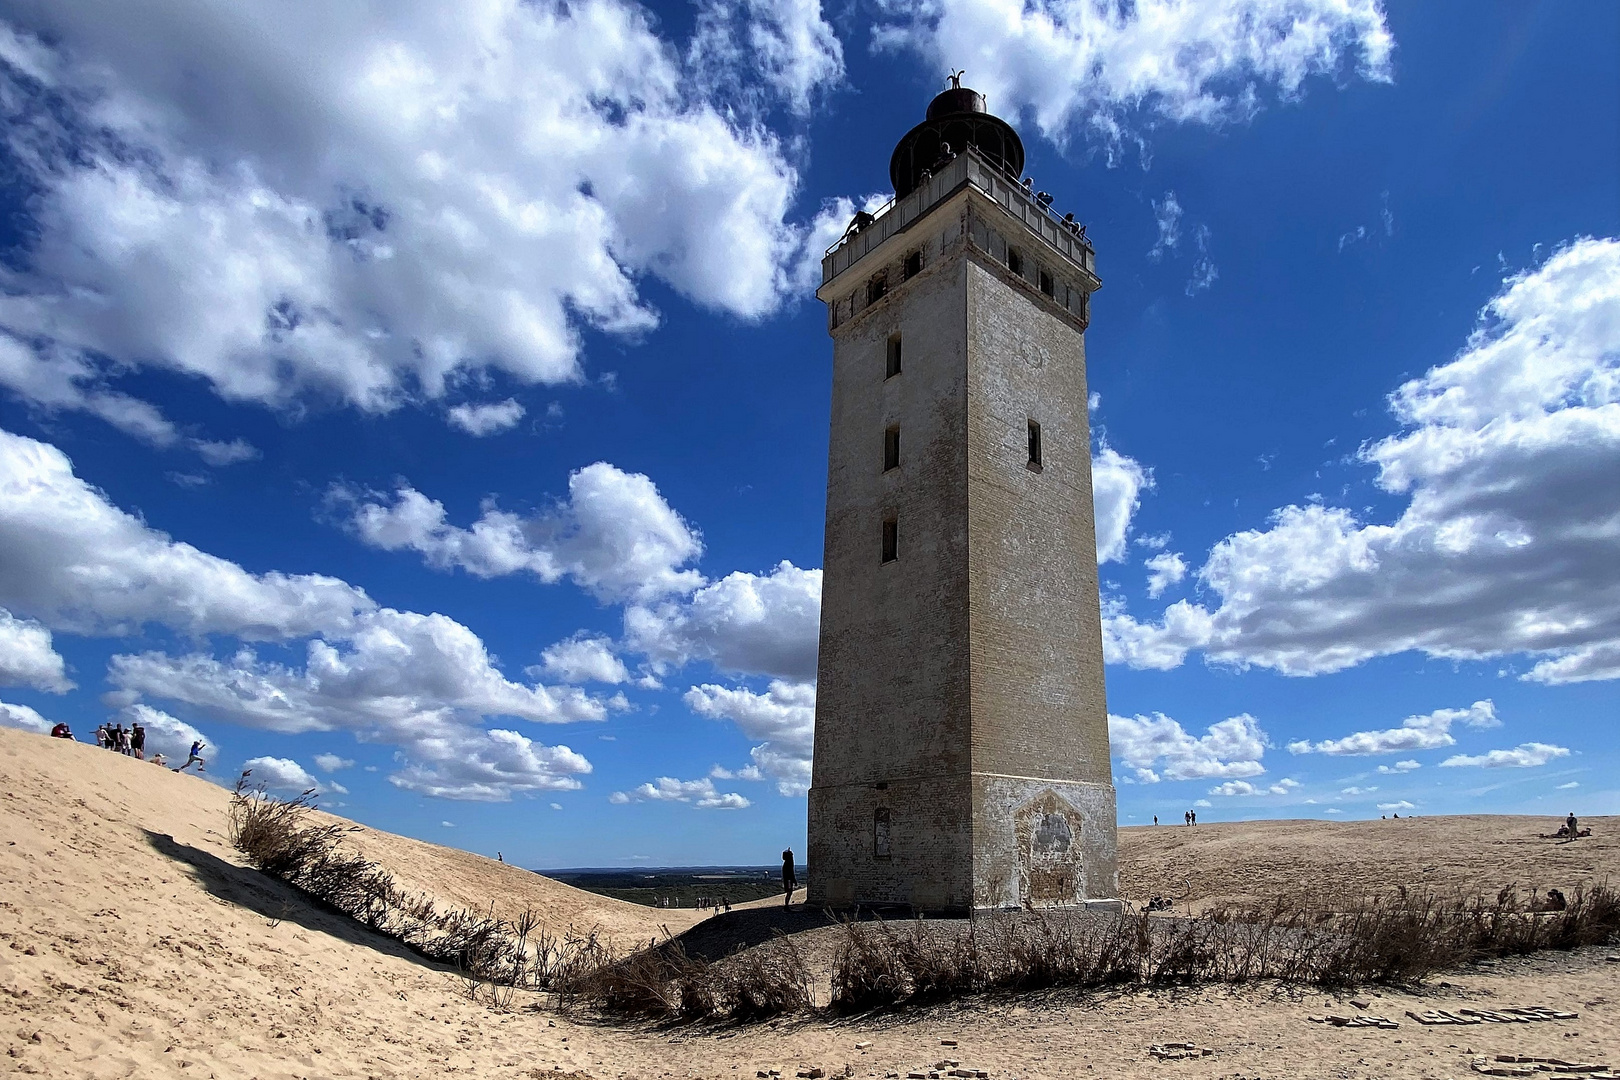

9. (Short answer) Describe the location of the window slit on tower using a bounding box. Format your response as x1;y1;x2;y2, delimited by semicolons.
1028;420;1043;471
867;273;888;305
903;250;922;280
884;425;900;471
881;515;898;563
885;333;902;378
1039;269;1055;298
1007;248;1023;277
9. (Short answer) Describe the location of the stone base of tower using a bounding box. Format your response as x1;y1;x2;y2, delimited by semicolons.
969;777;1118;910
807;777;1117;913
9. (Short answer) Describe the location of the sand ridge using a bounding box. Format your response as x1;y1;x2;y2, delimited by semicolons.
2;726;1616;1079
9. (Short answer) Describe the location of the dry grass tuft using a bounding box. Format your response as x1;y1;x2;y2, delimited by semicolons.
229;777;624;998
827;885;1620;1012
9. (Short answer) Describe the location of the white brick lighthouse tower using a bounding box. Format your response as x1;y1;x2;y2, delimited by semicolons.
806;81;1118;913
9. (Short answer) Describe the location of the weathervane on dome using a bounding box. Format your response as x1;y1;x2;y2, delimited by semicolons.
947;69;965;90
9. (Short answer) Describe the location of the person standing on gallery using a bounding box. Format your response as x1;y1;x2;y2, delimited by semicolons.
781;848;797;908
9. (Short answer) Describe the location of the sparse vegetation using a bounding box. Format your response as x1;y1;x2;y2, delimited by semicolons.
828;885;1620;1011
229;780;1617;1023
227;775;814;1020
229;776;616;998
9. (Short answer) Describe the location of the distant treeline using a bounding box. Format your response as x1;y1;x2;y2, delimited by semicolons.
548;867;803;908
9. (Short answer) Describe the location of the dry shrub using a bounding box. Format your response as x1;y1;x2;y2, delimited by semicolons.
229;777;615;992
723;936;813;1020
827;885;1620;1012
557;936;811;1023
829;921;909;1013
562;946;693;1018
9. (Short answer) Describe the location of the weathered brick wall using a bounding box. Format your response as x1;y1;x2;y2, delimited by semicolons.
964;252;1111;784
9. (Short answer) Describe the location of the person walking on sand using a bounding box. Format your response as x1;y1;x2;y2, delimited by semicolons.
782;848;797;908
1566;811;1579;838
131;723;146;760
178;740;206;772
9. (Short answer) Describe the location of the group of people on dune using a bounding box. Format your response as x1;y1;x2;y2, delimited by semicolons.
47;721;207;773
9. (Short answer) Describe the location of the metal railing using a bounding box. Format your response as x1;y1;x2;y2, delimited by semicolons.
822;147;1095;284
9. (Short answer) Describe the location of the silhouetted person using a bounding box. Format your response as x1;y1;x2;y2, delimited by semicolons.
50;723;73;740
1153;815;1158;825
1547;888;1567;911
131;724;145;760
1566;811;1579;838
782;848;797;908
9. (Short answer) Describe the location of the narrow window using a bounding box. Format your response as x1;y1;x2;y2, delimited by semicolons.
874;808;892;859
903;250;922;280
1007;248;1023;276
883;425;900;471
1039;269;1055;298
1027;420;1043;470
885;333;902;378
867;273;888;305
881;515;898;563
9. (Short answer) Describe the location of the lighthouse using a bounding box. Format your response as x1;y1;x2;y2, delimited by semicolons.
807;80;1118;912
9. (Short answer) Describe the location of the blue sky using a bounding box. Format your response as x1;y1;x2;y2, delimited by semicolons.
0;1;1615;868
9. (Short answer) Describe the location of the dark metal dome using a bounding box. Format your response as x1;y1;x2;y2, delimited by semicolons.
889;84;1024;198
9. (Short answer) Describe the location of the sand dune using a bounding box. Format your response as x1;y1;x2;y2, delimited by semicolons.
1120;814;1620;906
2;726;1615;1079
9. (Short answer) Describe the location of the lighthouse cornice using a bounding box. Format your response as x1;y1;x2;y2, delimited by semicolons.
818;145;1099;297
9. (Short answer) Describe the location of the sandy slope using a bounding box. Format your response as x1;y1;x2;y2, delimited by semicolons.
2;726;1616;1080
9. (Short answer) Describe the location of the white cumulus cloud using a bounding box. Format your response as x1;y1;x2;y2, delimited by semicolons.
446;400;526;437
626;562;822;681
0;608;72;692
0;0;831;436
1287;700;1497;756
1439;743;1571;769
1108;711;1268;784
0;698;51;734
1144;552;1187;599
1104;237;1620;681
610;775;750;809
337;462;704;603
688;0;844;116
684;680;815;796
0;429;371;639
1376;760;1421;774
0;427;600;802
1209;777;1299;797
536;635;633;686
313;753;354;773
242;756;324;794
1092;442;1152;565
875;0;1392;152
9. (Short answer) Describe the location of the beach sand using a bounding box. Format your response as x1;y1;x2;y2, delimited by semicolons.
2;727;1615;1079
